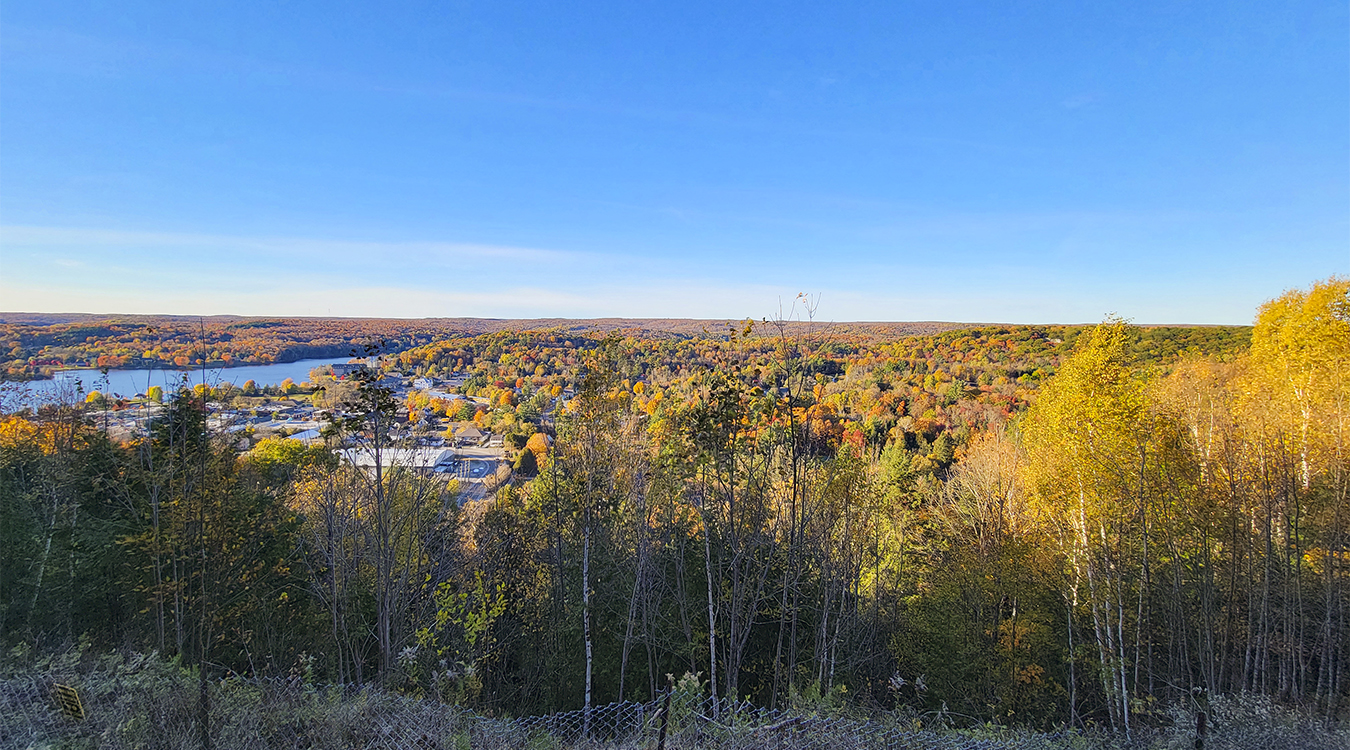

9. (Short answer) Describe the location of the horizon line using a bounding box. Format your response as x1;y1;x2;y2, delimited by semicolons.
0;311;1250;329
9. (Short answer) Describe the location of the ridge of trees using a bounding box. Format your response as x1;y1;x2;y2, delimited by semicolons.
2;313;1244;383
396;323;1250;453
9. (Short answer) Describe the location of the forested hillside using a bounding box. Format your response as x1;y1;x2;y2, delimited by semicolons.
0;314;966;381
395;321;1251;453
1;279;1343;733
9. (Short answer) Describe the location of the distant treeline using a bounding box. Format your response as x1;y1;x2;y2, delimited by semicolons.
0;311;1245;383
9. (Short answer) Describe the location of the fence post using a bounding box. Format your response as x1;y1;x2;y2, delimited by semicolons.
656;679;673;750
198;666;210;750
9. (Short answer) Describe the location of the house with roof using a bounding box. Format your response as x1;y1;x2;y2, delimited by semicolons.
331;363;368;379
446;423;486;446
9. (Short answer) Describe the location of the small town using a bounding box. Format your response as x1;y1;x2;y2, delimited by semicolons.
80;361;560;506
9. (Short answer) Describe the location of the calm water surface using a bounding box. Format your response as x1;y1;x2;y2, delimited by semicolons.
19;358;350;404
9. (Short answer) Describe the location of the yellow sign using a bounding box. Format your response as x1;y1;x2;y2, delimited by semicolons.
53;683;84;720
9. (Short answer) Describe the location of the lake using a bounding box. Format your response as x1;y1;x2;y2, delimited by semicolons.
14;357;352;405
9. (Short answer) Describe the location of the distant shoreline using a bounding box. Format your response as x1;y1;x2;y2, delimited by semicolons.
6;358;350;384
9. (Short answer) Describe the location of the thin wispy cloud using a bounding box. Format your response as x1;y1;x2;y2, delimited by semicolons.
0;220;1318;325
2;24;778;135
0;225;583;264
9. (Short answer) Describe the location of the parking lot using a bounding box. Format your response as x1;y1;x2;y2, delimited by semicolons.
437;458;492;479
431;446;506;504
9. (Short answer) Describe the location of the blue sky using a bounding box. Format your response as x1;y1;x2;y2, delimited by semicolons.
1;1;1346;324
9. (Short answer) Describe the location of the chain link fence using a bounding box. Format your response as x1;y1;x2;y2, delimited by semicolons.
3;665;1344;750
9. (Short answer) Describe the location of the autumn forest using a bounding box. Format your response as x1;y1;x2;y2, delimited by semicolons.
1;278;1346;734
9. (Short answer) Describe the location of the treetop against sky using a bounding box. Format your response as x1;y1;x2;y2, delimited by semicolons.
0;1;1345;322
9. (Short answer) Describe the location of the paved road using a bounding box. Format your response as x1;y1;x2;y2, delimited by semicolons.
456;446;505;460
456;479;489;504
441;446;506;504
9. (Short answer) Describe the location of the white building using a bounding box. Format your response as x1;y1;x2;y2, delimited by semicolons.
338;447;455;473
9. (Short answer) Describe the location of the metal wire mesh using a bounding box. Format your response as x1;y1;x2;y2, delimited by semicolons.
4;670;1340;750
